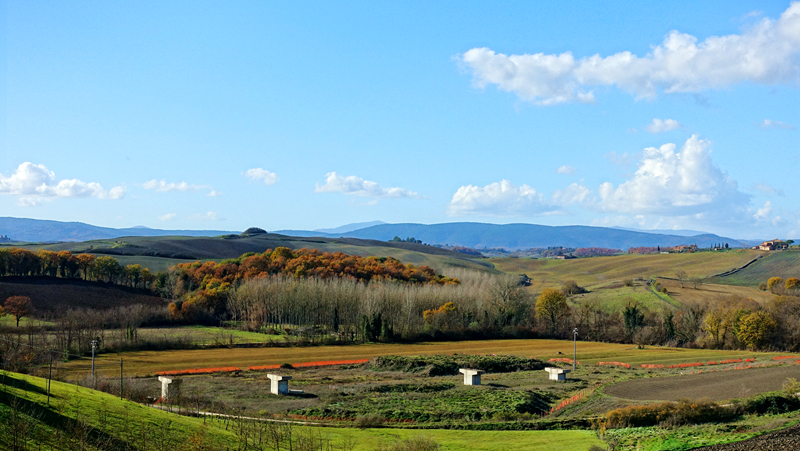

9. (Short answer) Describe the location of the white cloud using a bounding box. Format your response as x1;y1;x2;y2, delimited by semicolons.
159;213;177;221
557;165;576;175
752;183;785;196
447;180;561;216
0;162;125;206
597;135;750;216
244;168;279;185
191;211;221;221
552;183;592;206
207;190;222;197
754;201;773;220
458;3;800;104
646;118;682;133
315;172;421;199
759;119;796;130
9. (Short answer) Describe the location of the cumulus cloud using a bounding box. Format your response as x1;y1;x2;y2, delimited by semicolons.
759;119;796;130
458;3;800;104
754;201;773;220
0;162;125;206
646;118;682;133
597;135;750;216
158;213;177;221
552;183;592;206
244;168;279;185
557;165;576;175
143;179;210;192
447;180;561;216
315;172;421;199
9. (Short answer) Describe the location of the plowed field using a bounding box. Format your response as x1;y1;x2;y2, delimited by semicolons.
604;365;800;402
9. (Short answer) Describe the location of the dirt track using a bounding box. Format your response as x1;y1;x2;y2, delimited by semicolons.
692;423;800;450
604;365;800;402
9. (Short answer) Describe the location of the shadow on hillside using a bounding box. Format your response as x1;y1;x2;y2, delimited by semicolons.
0;386;133;451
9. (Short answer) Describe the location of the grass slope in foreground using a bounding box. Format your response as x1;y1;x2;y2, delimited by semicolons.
0;371;603;451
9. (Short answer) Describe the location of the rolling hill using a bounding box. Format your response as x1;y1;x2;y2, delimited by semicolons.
0;216;234;242
15;230;495;274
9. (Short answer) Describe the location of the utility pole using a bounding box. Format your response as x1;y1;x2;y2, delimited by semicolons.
119;359;123;399
91;339;97;380
573;328;578;372
47;351;53;406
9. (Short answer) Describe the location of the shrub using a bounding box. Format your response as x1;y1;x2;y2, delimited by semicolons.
377;436;440;451
783;378;800;397
768;277;785;294
604;399;736;429
740;393;800;415
623;279;634;287
759;282;767;291
562;280;587;296
370;354;545;376
355;414;384;428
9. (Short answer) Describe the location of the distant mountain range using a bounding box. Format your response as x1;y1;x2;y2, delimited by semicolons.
0;217;235;243
1;217;764;250
276;222;754;250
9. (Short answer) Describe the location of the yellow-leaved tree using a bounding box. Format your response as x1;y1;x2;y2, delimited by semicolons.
536;288;570;335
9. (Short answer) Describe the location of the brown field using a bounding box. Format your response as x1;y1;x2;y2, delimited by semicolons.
603;365;800;402
0;276;166;314
491;250;763;290
63;338;791;378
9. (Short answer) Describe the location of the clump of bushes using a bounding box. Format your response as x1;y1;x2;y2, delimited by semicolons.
603;394;800;429
370;354;546;376
367;382;454;393
562;280;587;296
604;399;735;428
376;436;440;451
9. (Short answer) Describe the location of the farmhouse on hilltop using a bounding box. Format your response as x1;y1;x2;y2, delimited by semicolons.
757;240;788;251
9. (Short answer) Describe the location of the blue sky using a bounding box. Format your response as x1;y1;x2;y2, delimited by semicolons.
2;1;798;239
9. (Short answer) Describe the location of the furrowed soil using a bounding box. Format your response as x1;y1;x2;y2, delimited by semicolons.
692;423;800;451
604;365;800;402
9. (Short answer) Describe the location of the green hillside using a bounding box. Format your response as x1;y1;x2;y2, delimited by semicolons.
706;250;800;287
0;371;603;450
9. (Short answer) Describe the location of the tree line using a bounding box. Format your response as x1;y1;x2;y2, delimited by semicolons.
0;248;160;289
167;247;459;321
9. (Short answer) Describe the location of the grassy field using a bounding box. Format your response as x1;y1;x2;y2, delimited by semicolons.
0;370;605;450
605;413;800;451
653;278;776;305
136;326;298;346
707;250;800;287
492;250;762;290
571;280;679;312
60;338;792;378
